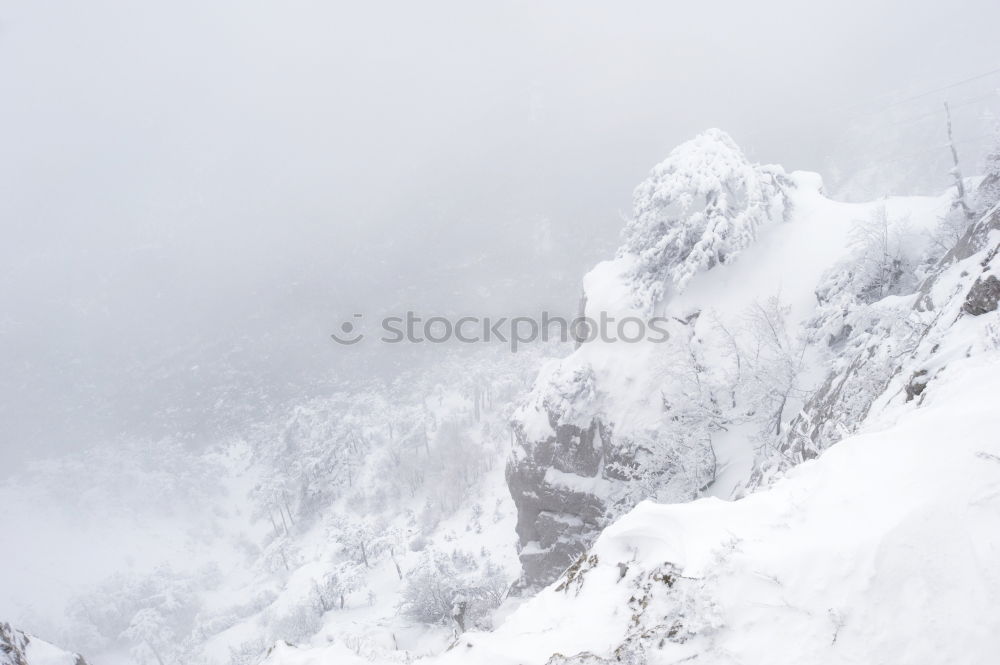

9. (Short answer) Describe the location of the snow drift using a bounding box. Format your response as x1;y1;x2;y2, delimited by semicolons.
432;348;1000;664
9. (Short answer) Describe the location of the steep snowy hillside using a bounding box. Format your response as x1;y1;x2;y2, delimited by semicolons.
262;173;1000;664
428;349;1000;664
266;348;1000;665
507;129;958;590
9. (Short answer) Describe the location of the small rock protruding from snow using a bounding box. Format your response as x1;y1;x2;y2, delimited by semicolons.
962;274;1000;315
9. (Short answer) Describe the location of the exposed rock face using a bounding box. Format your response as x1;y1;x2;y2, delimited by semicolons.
506;419;610;589
962;274;1000;315
0;623;90;665
768;191;1000;484
0;623;28;665
506;134;1000;591
506;130;793;591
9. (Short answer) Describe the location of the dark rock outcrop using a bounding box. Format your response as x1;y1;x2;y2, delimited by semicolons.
904;369;929;403
506;419;610;590
770;190;1000;483
0;623;90;665
0;623;28;665
962;274;1000;316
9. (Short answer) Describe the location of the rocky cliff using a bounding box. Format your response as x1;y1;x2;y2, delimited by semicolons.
506;129;797;590
505;128;990;591
0;623;89;665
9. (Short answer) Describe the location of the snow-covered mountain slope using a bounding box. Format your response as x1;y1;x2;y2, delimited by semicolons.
507;129;957;589
0;623;89;665
2;348;554;665
259;133;1000;665
264;295;1000;664
432;350;1000;665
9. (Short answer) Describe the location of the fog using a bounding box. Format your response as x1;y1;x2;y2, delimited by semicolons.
2;0;999;468
3;3;1000;660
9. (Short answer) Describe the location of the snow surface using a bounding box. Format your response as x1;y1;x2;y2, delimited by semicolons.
24;637;81;665
0;625;83;665
516;166;952;497
267;344;1000;664
261;150;995;665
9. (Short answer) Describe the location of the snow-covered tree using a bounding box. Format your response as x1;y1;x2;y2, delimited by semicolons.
846;205;920;302
398;550;508;630
266;603;321;646
622;129;792;309
121;608;173;665
312;561;364;611
741;295;811;437
332;517;394;568
606;329;726;504
68;565;207;663
227;638;267;665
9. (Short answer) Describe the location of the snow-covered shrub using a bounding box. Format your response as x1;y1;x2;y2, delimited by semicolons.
398;550;508;629
622;129;791;309
844;205;922;303
740;295;813;437
609;428;718;508
227;638;267;665
266;602;322;645
605;330;728;505
332;517;394;569
928;206;974;260
311;562;364;611
810;204;924;324
753;296;921;481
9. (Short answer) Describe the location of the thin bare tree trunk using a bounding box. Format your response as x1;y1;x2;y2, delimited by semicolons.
390;548;403;580
277;503;289;535
148;642;166;665
945;101;973;220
